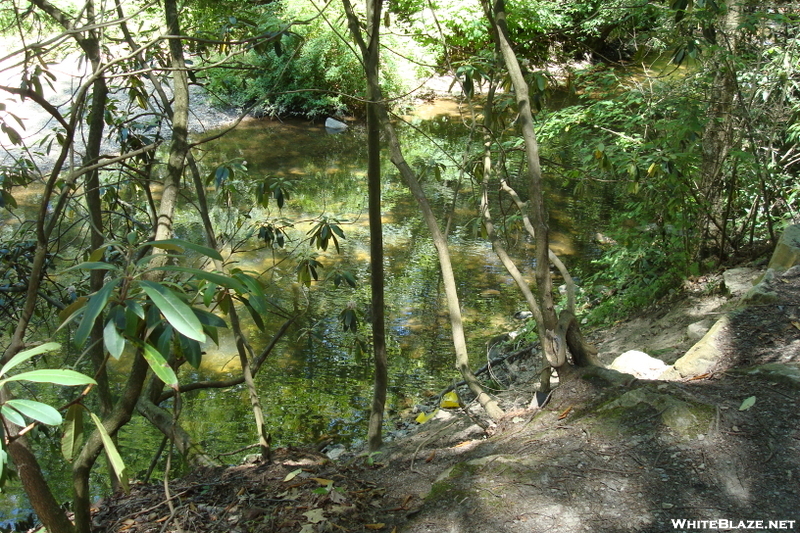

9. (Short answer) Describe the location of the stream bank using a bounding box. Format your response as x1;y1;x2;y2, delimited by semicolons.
84;228;800;533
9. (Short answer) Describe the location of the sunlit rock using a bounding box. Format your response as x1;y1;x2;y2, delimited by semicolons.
767;223;800;271
610;350;669;379
325;117;348;133
721;267;761;298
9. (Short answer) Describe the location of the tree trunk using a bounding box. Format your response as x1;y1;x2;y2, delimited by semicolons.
149;0;189;264
228;300;272;462
363;0;389;452
487;0;591;383
698;0;742;260
6;435;75;533
342;0;503;421
72;352;150;533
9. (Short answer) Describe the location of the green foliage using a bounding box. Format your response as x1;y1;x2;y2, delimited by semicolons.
199;0;412;119
58;238;274;382
391;0;664;66
338;303;360;333
0;343;99;488
582;224;687;324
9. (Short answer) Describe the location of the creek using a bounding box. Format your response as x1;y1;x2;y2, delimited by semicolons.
0;99;610;522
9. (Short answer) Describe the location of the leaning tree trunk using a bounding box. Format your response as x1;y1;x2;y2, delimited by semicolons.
342;0;503;421
148;0;189;264
486;0;597;386
488;0;558;366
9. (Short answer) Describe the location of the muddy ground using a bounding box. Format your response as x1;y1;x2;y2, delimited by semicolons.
88;266;800;533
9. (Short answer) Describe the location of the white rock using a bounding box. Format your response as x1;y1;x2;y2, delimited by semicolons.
610;350;669;380
325;117;348;132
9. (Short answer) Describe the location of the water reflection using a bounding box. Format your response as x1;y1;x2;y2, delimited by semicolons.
0;100;611;522
183;104;535;454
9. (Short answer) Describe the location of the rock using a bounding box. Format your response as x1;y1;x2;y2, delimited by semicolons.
741;363;800;387
687;319;714;342
673;315;731;377
722;267;761;298
599;388;713;437
325;117;348;133
742;269;780;304
767;224;800;271
610;350;669;379
324;444;347;461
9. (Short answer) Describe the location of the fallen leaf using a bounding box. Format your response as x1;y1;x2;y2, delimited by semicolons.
277;488;301;500
329;489;347;504
299;525;315;533
365;524;385;530
558;406;572;420
303;508;326;524
283;468;303;482
425;450;436;463
792;320;800;330
739;396;756;411
312;477;334;487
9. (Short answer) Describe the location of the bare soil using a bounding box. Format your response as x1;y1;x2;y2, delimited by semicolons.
88;267;800;533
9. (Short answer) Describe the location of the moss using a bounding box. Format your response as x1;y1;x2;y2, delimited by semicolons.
595;387;715;438
425;462;478;503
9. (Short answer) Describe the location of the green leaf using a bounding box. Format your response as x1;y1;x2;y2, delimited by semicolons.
89;412;129;493
1;404;26;427
59;261;119;274
739;396;756;411
62;404;84;461
0;369;97;387
103;320;126;360
240;297;265;331
141;343;178;388
139;281;206;343
181;337;202;368
150;266;248;293
0;448;8;488
193;308;227;329
232;272;267;314
156;325;174;360
74;279;120;348
147;239;222;261
4;399;62;426
0;342;61;377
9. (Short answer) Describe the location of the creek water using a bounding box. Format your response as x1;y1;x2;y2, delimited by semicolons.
0;99;610;521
